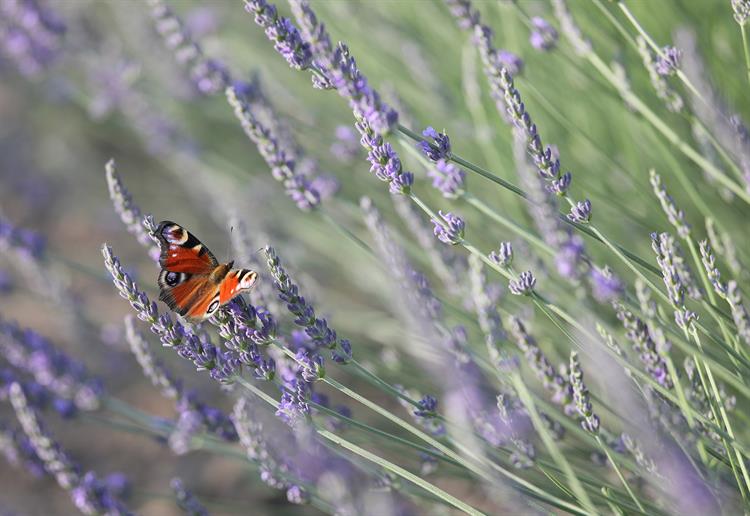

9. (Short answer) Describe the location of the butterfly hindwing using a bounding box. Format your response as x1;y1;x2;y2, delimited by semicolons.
219;269;259;305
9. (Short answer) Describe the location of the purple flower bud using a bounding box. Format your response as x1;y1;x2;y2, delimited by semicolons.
171;477;208;516
589;266;623;302
431;211;465;245
428;159;465;199
489;242;513;267
567;199;592;223
497;50;523;76
655;46;681;76
418;126;451;162
548;171;571;195
529;17;558;51
509;271;536;295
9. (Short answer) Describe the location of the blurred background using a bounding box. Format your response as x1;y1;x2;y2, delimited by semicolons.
1;0;749;514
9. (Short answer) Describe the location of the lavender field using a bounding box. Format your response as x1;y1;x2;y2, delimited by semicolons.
2;0;750;514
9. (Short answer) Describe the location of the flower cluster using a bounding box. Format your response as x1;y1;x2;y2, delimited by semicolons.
171;478;208;516
569;352;600;434
244;0;312;70
734;0;750;25
529;17;558;51
147;0;230;95
418;126;451;161
650;170;690;238
614;303;673;389
105;160;160;259
289;0;398;135
551;0;592;57
431;211;465;245
227;83;321;210
9;383;131;514
468;255;507;368
509;271;536;296
654;46;681;76
124;315;238;448
567;199;592;223
0;0;66;77
637;37;683;112
489;242;513;268
0;318;104;414
509;317;575;415
699;241;750;346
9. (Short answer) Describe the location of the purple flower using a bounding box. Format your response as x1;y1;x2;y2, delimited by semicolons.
548;171;571;195
0;0;66;77
497;50;523;76
529;17;558;51
226;84;321;210
567;199;592;223
431;211;465;245
288;1;398;135
149;0;230;95
614;303;673;389
489;242;513;268
244;0;312;70
555;235;585;279
589;266;623;302
418;126;451;162
9;383;131;514
655;45;681;76
330;125;360;163
569;352;599;434
509;317;574;414
295;348;325;382
509;271;536;295
414;395;438;417
171;478;208;516
428;159;465;199
0;319;103;411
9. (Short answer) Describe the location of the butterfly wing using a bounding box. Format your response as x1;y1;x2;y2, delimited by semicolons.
219;268;258;305
155;221;219;319
154;220;218;274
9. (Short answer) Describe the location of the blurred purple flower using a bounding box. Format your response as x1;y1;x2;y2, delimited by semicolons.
655;46;681;76
529;17;558;51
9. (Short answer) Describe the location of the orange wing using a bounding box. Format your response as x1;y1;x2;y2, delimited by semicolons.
154;221;218;274
219;269;259;305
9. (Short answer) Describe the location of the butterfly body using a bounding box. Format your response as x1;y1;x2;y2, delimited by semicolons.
154;221;257;321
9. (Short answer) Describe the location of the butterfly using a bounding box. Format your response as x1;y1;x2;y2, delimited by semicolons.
153;221;258;321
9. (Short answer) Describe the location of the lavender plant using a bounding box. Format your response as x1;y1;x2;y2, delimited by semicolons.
3;0;750;513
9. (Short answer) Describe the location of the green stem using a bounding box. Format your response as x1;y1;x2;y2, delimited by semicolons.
595;436;644;512
513;375;598;515
234;377;486;516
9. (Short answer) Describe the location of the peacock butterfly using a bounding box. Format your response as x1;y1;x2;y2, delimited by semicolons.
153;221;257;320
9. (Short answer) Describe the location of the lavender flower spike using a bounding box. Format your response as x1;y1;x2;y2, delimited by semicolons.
147;0;230;95
569;352;600;434
10;383;131;514
733;0;750;25
428;160;465;199
264;246;349;362
431;211;465;245
650;170;689;238
226;84;320;210
105;159;160;258
244;0;312;70
509;271;536;296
